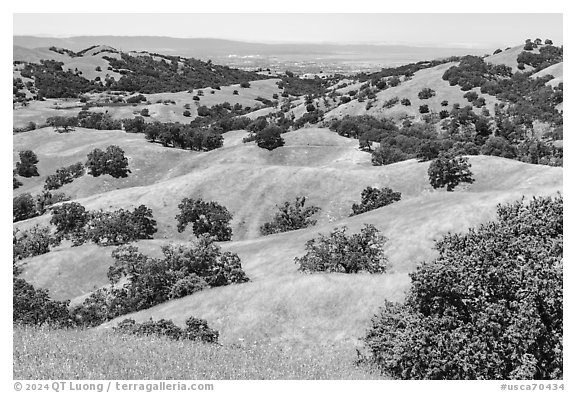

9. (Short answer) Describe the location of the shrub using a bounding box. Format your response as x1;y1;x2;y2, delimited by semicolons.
255;125;285;151
428;153;474;191
16;150;39;177
13;226;60;261
176;198;233;241
13;171;22;189
463;91;478;102
439;110;450;119
232;90;239;95
417;88;436;99
400;98;411;106
362;195;563;379
183;110;191;117
140;108;150;117
260;196;321;235
13;277;72;327
114;316;219;344
383;97;399;108
441;100;448;106
240;81;251;88
74;237;248;326
85;205;157;246
418;105;429;114
44;162;84;190
295;224;388;274
350;187;401;216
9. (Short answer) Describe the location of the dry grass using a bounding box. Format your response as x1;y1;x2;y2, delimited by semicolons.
14;125;562;361
13;325;383;380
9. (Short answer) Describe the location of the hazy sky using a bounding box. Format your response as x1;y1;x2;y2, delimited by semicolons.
13;13;563;48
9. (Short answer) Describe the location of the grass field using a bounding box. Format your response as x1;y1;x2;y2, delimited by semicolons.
13;326;382;379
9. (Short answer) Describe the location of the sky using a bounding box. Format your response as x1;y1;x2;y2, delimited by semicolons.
13;13;563;48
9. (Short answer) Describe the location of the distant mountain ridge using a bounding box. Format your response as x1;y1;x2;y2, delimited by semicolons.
13;35;490;61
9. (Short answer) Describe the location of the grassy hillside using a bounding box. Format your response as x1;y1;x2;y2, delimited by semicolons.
13;78;283;128
16;126;562;350
484;44;537;72
323;62;498;121
14;326;381;379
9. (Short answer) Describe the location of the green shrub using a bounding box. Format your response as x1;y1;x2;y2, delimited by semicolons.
362;195;563;379
295;224;388;274
350;187;401;216
260;196;321;235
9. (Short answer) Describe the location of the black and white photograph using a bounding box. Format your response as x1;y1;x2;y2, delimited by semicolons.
9;4;567;390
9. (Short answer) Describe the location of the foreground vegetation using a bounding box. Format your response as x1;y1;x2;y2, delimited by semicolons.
361;195;563;379
13;325;382;380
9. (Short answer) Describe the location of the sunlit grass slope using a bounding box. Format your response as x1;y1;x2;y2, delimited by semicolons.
14;326;382;380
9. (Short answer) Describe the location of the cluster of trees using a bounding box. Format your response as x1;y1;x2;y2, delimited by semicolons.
20;60;94;98
114;317;219;344
442;55;563;129
362;195;563;379
517;45;563;72
13;191;69;223
329;106;561;168
143;122;224;151
51;202;157;246
295;224;388;274
357;58;462;86
260;196;320;235
44;162;84;190
104;53;269;94
72;236;249;326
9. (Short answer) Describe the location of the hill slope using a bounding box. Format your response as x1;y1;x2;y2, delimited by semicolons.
16;127;562;349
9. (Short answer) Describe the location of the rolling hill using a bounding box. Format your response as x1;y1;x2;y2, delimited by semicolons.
15;126;562;349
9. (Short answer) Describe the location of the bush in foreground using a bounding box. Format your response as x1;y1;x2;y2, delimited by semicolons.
295;224;388;273
361;195;563;379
